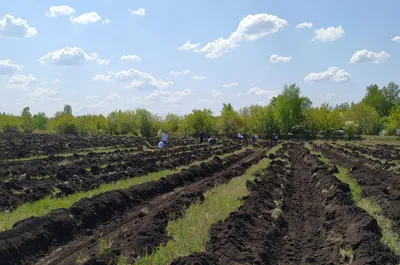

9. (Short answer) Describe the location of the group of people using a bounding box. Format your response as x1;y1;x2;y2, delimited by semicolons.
158;131;279;149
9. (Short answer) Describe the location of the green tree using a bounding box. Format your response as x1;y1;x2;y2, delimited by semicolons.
219;103;242;137
135;109;154;137
32;112;48;130
361;84;390;116
63;104;73;116
163;113;181;134
186;109;215;136
272;84;311;134
385;103;400;135
21;107;34;132
344;103;379;135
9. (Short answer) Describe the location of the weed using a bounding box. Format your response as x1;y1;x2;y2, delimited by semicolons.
98;233;113;254
75;253;89;264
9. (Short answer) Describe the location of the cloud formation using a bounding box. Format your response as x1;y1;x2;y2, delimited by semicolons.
7;74;37;88
296;22;312;29
39;47;110;66
304;67;351;83
70;12;101;24
270;54;292;63
313;26;344;42
0;59;23;75
0;14;37;38
120;55;141;62
179;13;288;58
46;6;75;17
350;50;390;64
129;8;146;16
93;68;173;89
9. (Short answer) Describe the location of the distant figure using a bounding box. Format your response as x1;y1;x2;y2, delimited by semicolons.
251;135;256;144
237;132;244;144
208;135;216;145
200;133;204;143
158;141;165;149
162;132;169;146
272;133;278;145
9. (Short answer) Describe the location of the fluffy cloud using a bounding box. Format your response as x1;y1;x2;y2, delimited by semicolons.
178;41;201;51
7;74;37;88
27;88;61;102
179;13;288;58
223;82;239;87
0;59;23;75
85;95;100;100
191;74;206;80
93;68;173;89
46;6;75;17
39;47;110;66
105;93;120;101
304;67;351;83
128;8;146;16
296;22;312;29
102;18;112;24
0;14;37;38
270;54;292;63
212;90;222;96
170;69;191;76
53;79;60;84
247;87;281;98
350;50;390;64
70;12;101;24
120;55;141;62
391;36;400;42
144;89;192;104
313;26;344;42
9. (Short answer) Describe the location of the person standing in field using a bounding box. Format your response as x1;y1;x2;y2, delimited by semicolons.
162;132;169;146
200;132;204;143
237;132;243;144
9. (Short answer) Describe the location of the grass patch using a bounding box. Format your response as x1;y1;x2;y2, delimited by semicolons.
98;233;113;254
134;148;280;265
0;149;245;232
307;145;400;255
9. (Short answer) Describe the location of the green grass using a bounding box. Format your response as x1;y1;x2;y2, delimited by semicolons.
0;149;246;232
307;144;400;255
134;147;280;265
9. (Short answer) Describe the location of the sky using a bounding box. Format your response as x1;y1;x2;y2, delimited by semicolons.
1;0;399;117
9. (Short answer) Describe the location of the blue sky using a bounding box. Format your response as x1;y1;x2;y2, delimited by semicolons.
1;0;399;116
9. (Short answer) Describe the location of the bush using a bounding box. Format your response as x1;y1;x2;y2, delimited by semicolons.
344;121;358;140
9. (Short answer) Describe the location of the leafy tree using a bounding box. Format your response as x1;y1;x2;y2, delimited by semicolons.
186;109;215;136
163;113;181;134
135;109;154;137
272;84;311;134
362;84;391;117
385;103;400;135
219;103;242;137
344;121;359;140
382;82;400;106
33;112;48;130
344;103;379;135
63;104;73;116
52;114;78;135
21;107;34;132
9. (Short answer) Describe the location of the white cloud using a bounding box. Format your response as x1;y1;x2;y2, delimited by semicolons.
247;87;281;98
223;82;239;87
212;90;222;96
180;13;288;58
391;36;400;42
313;26;344;42
350;50;390;64
178;41;201;52
85;95;100;100
128;8;146;16
46;6;75;17
270;54;292;63
70;12;101;24
170;69;191;76
198;98;214;104
144;89;192;104
304;67;351;83
105;93;120;101
0;14;37;38
93;68;173;89
53;79;60;84
7;74;37;88
296;22;312;29
0;59;23;75
102;18;112;24
39;47;109;66
27;88;61;102
191;74;206;80
120;55;141;62
237;92;244;96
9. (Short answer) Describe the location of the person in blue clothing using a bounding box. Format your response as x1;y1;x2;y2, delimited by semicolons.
158;140;165;149
272;133;278;145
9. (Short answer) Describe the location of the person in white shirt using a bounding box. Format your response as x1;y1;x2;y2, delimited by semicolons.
158;141;165;149
161;132;169;146
237;132;243;144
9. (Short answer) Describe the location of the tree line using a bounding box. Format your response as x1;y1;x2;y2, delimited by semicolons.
1;82;400;139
